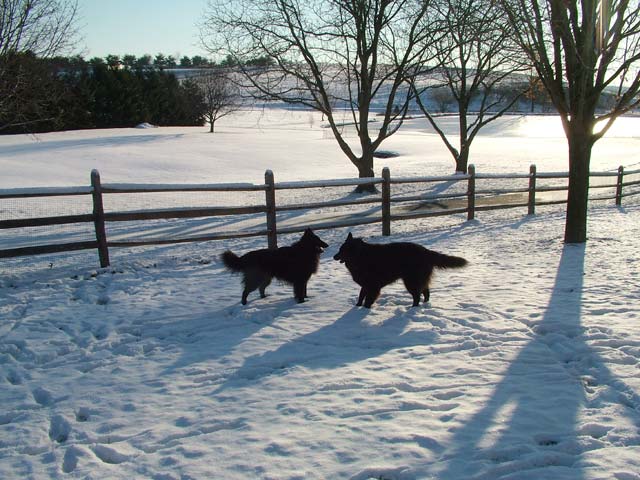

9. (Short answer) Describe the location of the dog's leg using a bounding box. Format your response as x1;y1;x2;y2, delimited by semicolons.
242;269;262;305
422;287;430;303
406;282;422;306
241;288;250;305
410;290;421;307
293;282;306;303
259;277;272;298
422;272;433;304
363;288;381;308
403;277;422;307
241;274;251;305
356;287;366;306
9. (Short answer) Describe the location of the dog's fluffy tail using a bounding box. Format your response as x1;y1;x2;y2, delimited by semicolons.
221;250;244;272
431;251;468;269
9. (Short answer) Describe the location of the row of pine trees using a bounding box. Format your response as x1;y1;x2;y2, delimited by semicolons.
1;53;209;134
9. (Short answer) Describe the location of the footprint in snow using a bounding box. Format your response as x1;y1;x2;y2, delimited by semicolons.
92;326;110;340
62;446;85;473
75;407;91;422
32;386;54;406
432;390;464;401
578;423;611;439
175;416;191;427
91;444;130;464
0;413;17;425
96;293;110;305
6;370;22;385
535;434;560;446
49;414;71;443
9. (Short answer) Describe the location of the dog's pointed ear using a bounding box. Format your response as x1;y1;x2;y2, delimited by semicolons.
347;232;353;240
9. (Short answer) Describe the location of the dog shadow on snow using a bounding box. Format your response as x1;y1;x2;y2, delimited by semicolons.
161;296;296;376
212;304;437;393
435;244;640;479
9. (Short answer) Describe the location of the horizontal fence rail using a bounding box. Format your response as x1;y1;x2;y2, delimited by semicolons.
1;165;639;267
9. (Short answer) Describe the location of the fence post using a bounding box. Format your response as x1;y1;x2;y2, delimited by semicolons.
265;170;278;249
615;165;624;206
467;164;476;221
382;167;391;236
528;164;537;215
90;169;110;268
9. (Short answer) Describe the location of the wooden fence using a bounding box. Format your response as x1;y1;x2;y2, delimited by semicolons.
1;165;639;267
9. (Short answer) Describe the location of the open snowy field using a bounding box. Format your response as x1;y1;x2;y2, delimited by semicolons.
1;110;640;479
2;110;639;188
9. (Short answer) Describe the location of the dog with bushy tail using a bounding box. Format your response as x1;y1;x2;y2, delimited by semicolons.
334;232;467;308
222;228;328;305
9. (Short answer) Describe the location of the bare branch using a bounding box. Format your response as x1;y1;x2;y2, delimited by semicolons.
200;0;436;183
412;0;530;172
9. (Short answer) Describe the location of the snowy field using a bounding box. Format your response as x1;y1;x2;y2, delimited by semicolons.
1;110;640;479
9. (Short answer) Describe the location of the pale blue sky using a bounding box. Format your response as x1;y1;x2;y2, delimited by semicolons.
80;0;210;59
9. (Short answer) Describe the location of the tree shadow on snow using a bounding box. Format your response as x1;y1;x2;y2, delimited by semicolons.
435;244;640;479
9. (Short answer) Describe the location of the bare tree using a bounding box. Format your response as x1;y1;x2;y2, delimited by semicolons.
0;0;78;130
502;0;640;243
196;68;243;133
411;0;530;173
201;0;438;192
0;0;78;57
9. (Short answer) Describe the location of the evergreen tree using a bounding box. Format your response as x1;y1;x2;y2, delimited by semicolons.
122;54;137;69
191;55;209;67
135;55;152;70
1;52;216;133
0;52;64;133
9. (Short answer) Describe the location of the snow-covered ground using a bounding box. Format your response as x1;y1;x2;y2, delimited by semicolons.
1;110;640;479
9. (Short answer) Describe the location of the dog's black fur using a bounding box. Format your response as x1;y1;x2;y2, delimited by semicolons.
334;233;468;308
221;228;328;305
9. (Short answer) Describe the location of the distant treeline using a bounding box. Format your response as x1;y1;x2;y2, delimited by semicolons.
0;52;276;134
2;51;618;135
84;53;272;70
0;53;219;134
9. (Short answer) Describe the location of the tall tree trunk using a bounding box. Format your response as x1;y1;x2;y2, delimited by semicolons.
456;102;469;174
456;146;470;174
564;126;593;243
354;123;377;193
354;151;377;193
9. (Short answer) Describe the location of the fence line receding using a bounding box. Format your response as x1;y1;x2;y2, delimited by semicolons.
1;165;639;267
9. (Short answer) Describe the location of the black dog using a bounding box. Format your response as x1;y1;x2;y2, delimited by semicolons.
334;233;468;308
221;228;328;305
